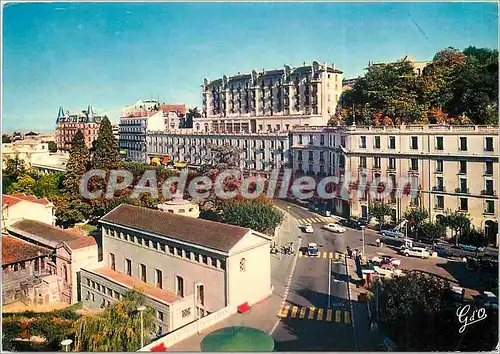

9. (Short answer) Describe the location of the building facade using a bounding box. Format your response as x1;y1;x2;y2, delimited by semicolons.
2;193;55;230
290;124;499;241
368;55;430;76
198;61;343;134
55;105;104;150
80;204;272;336
147;130;291;175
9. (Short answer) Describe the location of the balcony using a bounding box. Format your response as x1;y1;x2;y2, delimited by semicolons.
484;170;494;176
455;187;470;194
434;169;443;174
434;204;445;211
484;209;495;215
408;168;419;174
481;189;496;196
432;186;446;192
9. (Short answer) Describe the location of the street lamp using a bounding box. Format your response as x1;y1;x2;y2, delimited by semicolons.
137;305;147;349
360;226;366;258
61;339;72;352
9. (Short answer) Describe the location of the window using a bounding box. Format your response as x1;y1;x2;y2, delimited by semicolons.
181;308;191;318
63;265;68;282
460;198;468;211
156;269;163;289
459;137;467;151
240;258;246;272
298;135;303;144
459;161;467;174
486;200;495;214
373;157;381;169
298;151;302;161
114;291;120;299
360;136;366;148
436;136;443;150
485;137;494;152
374;136;380;149
107;288;113;296
158;311;164;322
411;159;418;171
197;284;205;306
486;180;494;194
140;264;147;283
486;162;494;175
411;136;418;149
309;135;313;145
34;259;39;272
436;160;443;173
436;196;444;209
126;259;132;276
176;276;184;298
388;158;396;170
309;151;314;161
109;253;116;271
437;177;444;191
460;178;467;193
320;135;325;145
13;263;19;272
389;136;396;149
308;164;313;173
92;293;95;302
87;278;91;286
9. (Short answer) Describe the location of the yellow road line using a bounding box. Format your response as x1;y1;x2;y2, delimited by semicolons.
298;252;303;258
326;309;333;321
329;252;334;259
299;307;306;319
344;311;351;323
291;306;298;318
322;252;327;259
308;307;316;320
335;253;339;260
317;308;324;320
335;310;341;322
278;305;290;318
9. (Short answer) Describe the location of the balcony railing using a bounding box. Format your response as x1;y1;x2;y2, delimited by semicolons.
434;205;445;210
481;189;496;196
432;186;446;192
455;187;470;194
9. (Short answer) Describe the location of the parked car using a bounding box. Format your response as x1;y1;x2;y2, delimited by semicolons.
303;223;314;234
435;246;454;258
400;246;430;259
371;254;401;267
338;219;363;230
307;242;320;257
296;199;310;206
482;291;498;309
458;244;485;252
322;223;346;233
374;264;403;277
308;203;331;216
380;229;404;238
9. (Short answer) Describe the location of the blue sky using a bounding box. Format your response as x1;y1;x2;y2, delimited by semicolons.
2;2;498;132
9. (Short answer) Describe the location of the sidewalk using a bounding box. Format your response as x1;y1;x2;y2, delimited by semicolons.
169;210;302;351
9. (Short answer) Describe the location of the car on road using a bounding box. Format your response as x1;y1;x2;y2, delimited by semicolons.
374;264;403;277
303;223;314;233
399;246;430;259
482;291;498;309
371;254;401;267
380;229;404;238
458;244;485;252
296;199;310;206
307;203;331;217
322;223;346;233
307;243;320;257
434;246;454;258
338;219;363;230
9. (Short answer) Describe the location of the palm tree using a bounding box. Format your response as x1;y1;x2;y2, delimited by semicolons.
185;107;202;128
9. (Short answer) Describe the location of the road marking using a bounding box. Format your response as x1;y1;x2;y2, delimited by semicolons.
308;307;316;319
335;253;339;260
298;252;303;258
344;310;351;324
335;310;341;322
329;252;334;259
317;308;324;320
299;307;306;319
291;306;298;318
278;305;290;318
322;252;327;258
326;309;333;321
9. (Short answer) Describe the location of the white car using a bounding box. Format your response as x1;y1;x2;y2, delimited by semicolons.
371;254;401;267
322;223;346;233
307;243;320;257
374;264;403;277
400;246;430;259
303;223;314;233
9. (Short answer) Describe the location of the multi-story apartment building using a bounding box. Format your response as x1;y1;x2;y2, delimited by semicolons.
290;124;499;242
119;102;186;162
55;105;104;150
197;61;343;134
368;55;430;76
147;130;291;176
80;204;272;336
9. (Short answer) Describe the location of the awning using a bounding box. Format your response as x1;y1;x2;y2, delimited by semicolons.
151;157;161;165
174;162;186;168
162;156;170;164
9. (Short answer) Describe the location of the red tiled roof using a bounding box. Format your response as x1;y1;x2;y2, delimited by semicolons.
2;235;52;265
90;267;181;305
4;193;51;206
101;204;250;252
160;105;186;115
65;237;97;250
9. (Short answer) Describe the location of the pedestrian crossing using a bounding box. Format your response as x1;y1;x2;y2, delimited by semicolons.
298;251;345;260
298;216;338;225
278;304;351;324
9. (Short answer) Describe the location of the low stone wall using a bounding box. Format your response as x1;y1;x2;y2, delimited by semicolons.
139;305;237;351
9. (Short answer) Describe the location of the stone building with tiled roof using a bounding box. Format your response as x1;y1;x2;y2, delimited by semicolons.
2;193;55;230
55;105;105;150
80;204;272;336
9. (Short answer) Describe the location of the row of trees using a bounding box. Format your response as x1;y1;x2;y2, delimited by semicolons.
368;202;488;246
336;46;498;126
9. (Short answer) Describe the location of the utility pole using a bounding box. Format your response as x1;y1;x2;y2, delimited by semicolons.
361;226;366;258
328;259;332;308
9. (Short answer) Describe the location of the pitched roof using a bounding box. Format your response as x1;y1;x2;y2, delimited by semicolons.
160;105;186;115
4;193;51;207
7;219;96;250
2;235;52;265
101;204;250;253
88;267;181;305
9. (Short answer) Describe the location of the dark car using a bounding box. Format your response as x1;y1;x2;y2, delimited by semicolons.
435;246;454;258
338;219;363;230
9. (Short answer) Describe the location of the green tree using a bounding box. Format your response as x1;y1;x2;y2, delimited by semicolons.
218;198;283;235
63;129;90;196
184;106;201;128
6;175;36;194
47;141;58;152
2;133;12;143
32;172;64;198
369;202;393;229
3;155;27;178
417;221;446;242
443;210;471;247
91;116;120;170
403;208;429;236
74;290;155;351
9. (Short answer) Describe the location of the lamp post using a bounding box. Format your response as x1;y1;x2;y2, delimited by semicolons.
60;339;72;352
360;226;366;258
137;305;147;349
